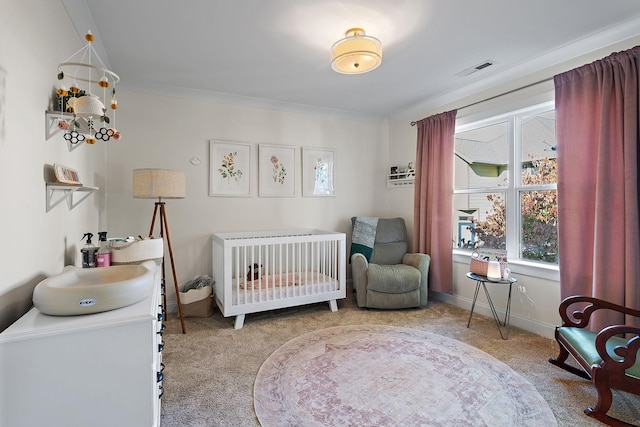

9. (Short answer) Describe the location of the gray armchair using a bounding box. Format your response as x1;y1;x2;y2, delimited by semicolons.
350;217;430;309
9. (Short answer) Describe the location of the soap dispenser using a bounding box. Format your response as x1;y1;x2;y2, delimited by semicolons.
97;231;111;267
81;232;97;268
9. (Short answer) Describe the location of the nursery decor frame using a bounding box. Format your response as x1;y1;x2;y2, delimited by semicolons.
302;147;335;197
209;140;251;197
259;144;295;197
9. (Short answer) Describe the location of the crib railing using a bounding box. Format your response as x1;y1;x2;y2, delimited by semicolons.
212;229;346;311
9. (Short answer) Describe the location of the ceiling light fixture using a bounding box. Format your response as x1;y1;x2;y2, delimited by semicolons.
331;28;382;74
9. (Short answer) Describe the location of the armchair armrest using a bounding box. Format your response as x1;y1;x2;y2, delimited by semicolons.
558;295;640;329
350;253;369;307
402;253;430;285
402;253;431;302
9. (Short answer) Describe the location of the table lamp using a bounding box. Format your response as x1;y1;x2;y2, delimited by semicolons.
486;260;502;282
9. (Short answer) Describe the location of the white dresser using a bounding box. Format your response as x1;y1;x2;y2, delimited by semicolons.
0;264;164;427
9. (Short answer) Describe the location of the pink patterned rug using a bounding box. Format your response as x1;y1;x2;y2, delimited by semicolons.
254;325;557;426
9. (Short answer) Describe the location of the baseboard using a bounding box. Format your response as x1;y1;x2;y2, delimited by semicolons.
431;291;556;339
167;301;177;314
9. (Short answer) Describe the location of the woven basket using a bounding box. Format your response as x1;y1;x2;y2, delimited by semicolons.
469;250;507;276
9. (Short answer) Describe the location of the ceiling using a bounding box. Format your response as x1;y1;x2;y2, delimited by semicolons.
63;0;640;119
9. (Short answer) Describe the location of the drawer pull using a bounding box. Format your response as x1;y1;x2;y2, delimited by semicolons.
157;371;164;382
157;312;164;322
160;362;165;372
158;342;164;352
157;323;166;335
158;385;164;399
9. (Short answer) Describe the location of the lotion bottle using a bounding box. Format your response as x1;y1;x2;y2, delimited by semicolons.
97;231;111;267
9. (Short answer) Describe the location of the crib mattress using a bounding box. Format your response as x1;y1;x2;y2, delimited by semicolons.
230;271;339;306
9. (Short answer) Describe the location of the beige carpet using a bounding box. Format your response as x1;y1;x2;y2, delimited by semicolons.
160;292;640;426
254;325;557;426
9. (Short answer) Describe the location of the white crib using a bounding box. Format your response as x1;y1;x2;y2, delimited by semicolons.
211;229;346;329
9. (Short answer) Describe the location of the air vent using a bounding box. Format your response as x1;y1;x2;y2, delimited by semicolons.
455;60;495;77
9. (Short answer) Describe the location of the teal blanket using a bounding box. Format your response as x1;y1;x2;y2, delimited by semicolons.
350;217;378;261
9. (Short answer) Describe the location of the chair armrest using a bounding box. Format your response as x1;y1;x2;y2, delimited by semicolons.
351;253;369;307
595;325;640;372
402;253;431;292
558;296;640;329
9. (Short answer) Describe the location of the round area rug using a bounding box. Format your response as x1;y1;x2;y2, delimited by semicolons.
254;325;557;427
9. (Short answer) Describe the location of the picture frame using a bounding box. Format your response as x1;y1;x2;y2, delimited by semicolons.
209;140;251;197
302;147;335;197
258;144;295;197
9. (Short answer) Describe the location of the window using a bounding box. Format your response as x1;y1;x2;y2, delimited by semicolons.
453;103;558;265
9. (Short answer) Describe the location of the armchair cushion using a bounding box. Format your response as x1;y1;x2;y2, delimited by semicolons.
369;219;408;265
367;264;421;294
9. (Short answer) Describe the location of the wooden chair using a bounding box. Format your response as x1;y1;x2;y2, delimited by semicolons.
549;295;640;426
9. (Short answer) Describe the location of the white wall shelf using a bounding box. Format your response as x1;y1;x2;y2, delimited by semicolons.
46;184;98;212
387;173;415;187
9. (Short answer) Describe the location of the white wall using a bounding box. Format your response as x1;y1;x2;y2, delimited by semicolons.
105;90;389;310
0;1;107;331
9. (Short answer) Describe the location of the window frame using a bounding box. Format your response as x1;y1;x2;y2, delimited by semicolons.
452;100;559;281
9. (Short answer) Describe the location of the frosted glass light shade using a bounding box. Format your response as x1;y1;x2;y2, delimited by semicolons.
73;95;105;118
486;260;502;282
331;28;382;74
133;169;186;199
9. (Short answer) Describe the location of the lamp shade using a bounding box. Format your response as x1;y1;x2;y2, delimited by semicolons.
486;260;502;282
133;169;186;199
73;95;106;118
331;28;382;74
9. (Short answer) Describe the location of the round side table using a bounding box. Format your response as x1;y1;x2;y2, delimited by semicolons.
466;272;517;340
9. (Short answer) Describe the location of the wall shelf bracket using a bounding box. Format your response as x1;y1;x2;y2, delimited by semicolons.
44;111;84;152
46;184;98;212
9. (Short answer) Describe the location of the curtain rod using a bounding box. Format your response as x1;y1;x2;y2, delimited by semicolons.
410;76;554;126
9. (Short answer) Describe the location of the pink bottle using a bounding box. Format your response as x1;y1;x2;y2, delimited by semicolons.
97;231;111;267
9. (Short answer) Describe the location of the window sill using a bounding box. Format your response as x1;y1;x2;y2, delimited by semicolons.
452;250;559;282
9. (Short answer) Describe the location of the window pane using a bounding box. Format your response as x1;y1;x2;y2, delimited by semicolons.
521;110;556;185
453;192;506;250
520;190;558;263
455;122;509;189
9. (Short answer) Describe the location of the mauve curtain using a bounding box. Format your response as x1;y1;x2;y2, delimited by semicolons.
413;110;457;294
555;46;640;329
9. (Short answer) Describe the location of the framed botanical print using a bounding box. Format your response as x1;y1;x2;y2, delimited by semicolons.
302;147;334;197
209;140;251;197
258;144;295;197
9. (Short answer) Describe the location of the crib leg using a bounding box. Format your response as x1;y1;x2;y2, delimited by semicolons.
328;300;338;312
234;314;245;329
